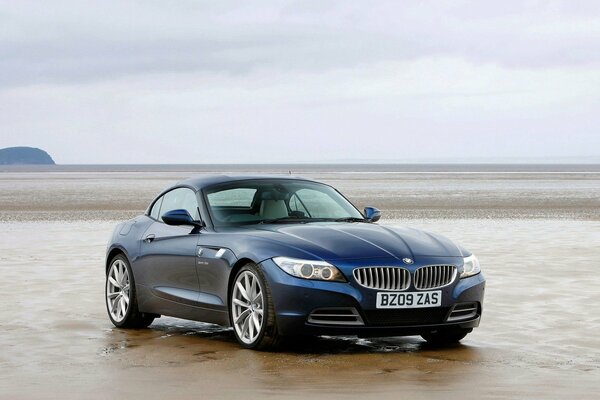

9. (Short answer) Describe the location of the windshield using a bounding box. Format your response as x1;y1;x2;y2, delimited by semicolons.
204;179;364;226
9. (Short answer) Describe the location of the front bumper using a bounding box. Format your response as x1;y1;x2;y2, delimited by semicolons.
259;258;485;337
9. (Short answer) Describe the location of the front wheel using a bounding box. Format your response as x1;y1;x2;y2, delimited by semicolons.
230;263;280;350
105;255;155;328
421;328;472;345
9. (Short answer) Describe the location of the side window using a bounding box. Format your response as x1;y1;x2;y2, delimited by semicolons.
149;196;163;220
180;189;200;220
159;188;200;222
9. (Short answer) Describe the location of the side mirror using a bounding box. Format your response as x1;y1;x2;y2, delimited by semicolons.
162;209;203;228
364;206;381;222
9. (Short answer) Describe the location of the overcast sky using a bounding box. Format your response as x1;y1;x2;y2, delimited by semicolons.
1;1;599;164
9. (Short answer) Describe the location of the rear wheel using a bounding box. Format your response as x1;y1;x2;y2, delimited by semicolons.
421;328;471;345
105;255;155;328
230;263;280;350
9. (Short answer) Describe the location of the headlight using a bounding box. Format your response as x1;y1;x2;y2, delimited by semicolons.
461;254;481;278
272;257;346;282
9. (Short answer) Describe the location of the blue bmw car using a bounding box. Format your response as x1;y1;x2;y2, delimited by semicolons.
105;176;485;350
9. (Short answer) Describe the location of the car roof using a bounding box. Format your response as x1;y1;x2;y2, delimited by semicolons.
176;175;320;191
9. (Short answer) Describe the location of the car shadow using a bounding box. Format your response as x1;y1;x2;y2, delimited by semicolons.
274;334;471;355
109;318;476;357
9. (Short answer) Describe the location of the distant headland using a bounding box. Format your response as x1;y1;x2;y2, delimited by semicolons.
0;147;55;165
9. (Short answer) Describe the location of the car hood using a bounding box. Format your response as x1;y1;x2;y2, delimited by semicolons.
243;222;466;261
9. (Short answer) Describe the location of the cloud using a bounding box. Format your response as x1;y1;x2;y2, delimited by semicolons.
1;1;600;89
1;1;599;163
2;56;599;163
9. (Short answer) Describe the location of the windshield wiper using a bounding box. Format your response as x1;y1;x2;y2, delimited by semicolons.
258;217;309;224
330;217;367;222
259;216;366;224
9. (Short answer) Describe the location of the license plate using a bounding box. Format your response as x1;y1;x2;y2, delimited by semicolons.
376;290;442;309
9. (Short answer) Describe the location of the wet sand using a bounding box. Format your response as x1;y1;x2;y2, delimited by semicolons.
1;167;599;399
0;164;599;221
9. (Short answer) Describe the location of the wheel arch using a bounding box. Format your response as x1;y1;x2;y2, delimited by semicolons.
105;246;131;274
226;257;257;308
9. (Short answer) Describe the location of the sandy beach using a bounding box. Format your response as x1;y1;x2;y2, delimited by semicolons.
1;164;599;222
1;165;599;399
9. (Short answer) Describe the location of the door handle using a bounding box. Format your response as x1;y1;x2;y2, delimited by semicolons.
144;234;155;243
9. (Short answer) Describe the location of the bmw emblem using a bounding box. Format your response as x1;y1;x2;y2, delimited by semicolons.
403;258;414;265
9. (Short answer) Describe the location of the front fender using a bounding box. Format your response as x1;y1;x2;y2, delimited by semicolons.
211;233;328;264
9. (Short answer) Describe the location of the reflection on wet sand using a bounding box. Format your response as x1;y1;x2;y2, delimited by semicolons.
0;219;599;399
0;219;597;399
101;318;487;396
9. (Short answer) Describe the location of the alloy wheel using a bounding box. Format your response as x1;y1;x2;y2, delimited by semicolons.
232;271;264;344
106;259;131;323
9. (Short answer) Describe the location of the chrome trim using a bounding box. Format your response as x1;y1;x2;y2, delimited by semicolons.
353;267;410;291
447;302;479;322
215;248;226;258
414;265;457;290
307;307;365;326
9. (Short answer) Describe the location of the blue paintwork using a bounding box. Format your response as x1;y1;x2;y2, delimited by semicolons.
363;206;381;222
260;257;484;336
107;175;485;336
161;208;202;228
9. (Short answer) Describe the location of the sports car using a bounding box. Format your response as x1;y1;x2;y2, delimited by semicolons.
105;176;485;349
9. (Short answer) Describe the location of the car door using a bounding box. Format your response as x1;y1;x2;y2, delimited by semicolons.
138;187;202;307
193;186;258;312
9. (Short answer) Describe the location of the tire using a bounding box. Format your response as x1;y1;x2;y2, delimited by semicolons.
421;328;471;345
105;254;155;329
229;263;281;350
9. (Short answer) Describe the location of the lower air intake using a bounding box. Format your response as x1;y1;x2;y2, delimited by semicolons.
447;302;479;322
307;308;365;326
364;307;451;326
